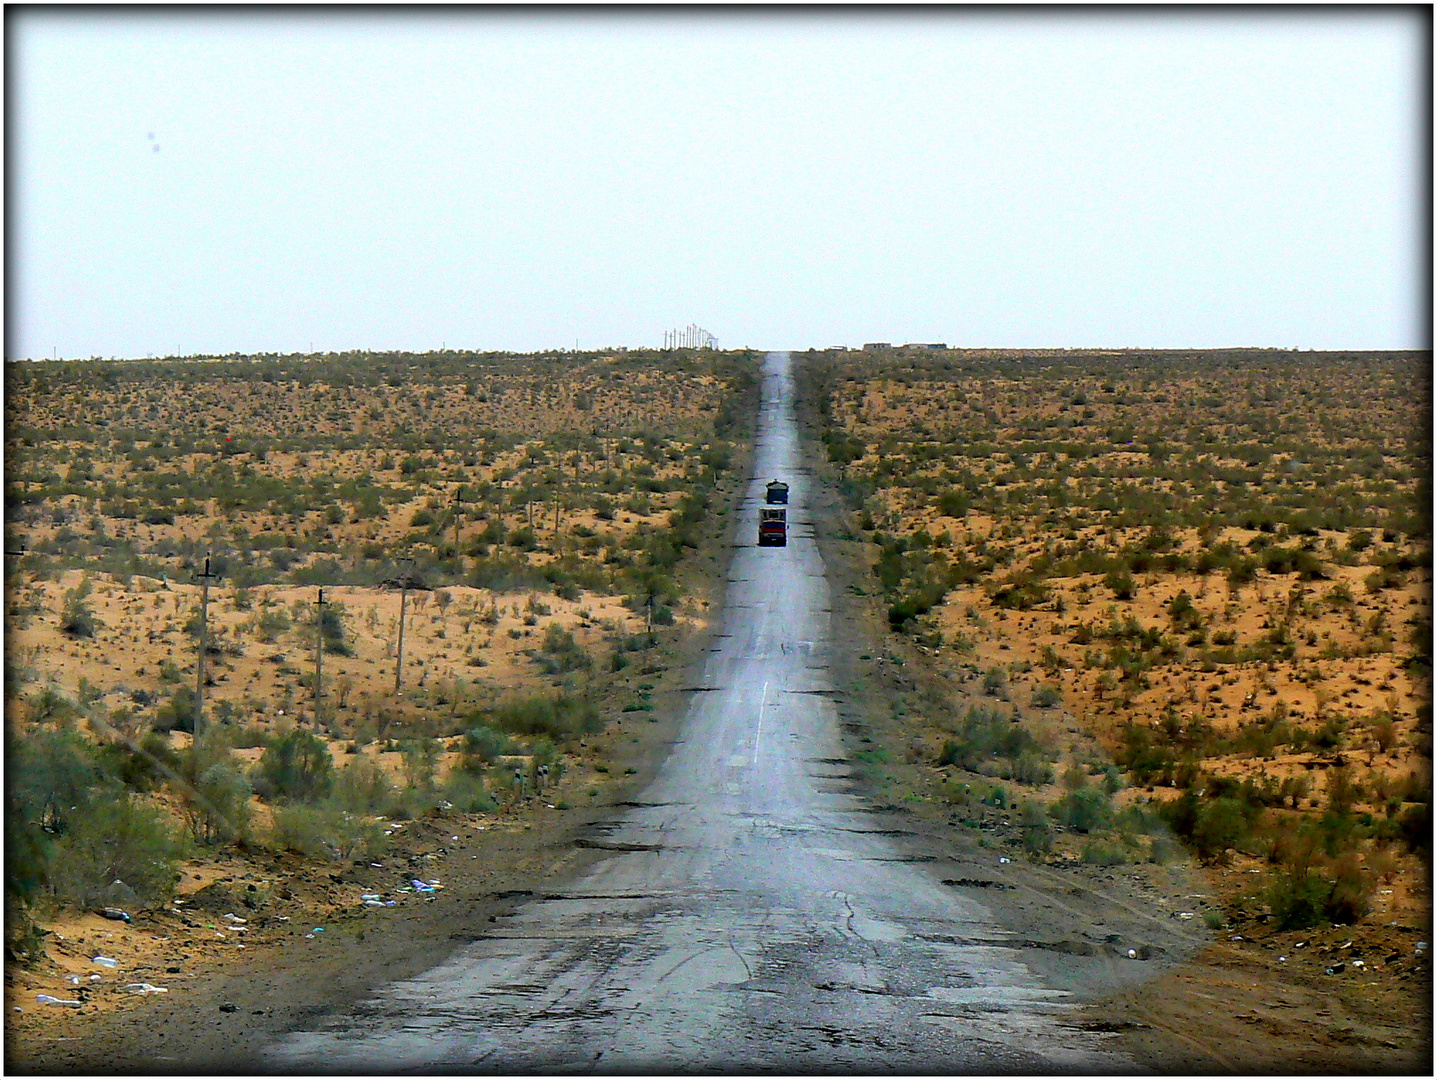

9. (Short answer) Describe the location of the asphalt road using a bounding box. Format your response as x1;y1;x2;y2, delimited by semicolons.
265;352;1133;1073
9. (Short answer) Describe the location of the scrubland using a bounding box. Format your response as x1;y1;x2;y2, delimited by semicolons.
800;347;1429;961
3;348;758;1005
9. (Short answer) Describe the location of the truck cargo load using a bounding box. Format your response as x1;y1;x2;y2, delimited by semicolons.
765;479;789;504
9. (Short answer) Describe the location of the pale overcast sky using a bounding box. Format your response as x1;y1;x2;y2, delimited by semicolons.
8;7;1428;359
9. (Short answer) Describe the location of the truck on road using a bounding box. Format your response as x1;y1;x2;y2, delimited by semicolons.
765;479;789;504
758;506;787;546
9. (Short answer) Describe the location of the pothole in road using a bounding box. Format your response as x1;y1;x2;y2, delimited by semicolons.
573;838;665;852
861;855;936;863
941;878;1014;890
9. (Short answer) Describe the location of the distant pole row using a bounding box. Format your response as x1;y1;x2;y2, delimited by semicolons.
662;324;716;350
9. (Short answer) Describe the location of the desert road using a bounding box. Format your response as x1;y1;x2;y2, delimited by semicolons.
265;352;1132;1073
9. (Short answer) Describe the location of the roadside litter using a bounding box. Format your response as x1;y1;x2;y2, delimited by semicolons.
92;956;118;968
99;908;132;923
36;995;83;1008
124;983;169;994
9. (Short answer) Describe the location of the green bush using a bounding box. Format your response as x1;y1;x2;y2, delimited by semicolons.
399;737;443;791
1020;800;1052;855
331;756;399;815
440;770;495;814
1081;837;1130;865
938;704;1046;777
95;732;180;793
491;693;602;742
1031;684;1061;708
47;793;183;909
459;725;512;771
251;727;334;803
982;666;1007;697
1051;786;1115;834
536;624;592;674
271;802;388;861
176;734;252;845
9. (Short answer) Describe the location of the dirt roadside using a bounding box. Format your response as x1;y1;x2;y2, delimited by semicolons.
799;409;1432;1073
3;455;756;1075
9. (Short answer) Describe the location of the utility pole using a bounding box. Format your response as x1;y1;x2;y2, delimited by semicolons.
194;554;219;741
452;487;464;561
314;586;327;729
395;581;408;695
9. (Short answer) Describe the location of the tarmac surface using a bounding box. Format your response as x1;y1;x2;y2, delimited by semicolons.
265;352;1133;1073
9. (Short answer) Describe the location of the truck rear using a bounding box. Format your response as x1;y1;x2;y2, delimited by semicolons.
758;507;787;546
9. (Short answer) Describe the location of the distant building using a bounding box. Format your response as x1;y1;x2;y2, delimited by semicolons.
862;342;892;351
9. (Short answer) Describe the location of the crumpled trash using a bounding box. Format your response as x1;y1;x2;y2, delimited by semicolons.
124;983;168;994
36;994;82;1008
92;956;119;968
223;913;247;924
411;879;437;893
998;857;1010;864
1176;912;1195;921
363;899;385;907
360;893;381;901
1325;963;1345;975
99;907;132;923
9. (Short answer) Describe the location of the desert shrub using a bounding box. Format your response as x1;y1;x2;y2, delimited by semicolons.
398;737;443;791
982;666;1008;697
469;554;549;593
152;688;198;734
1081;837;1130;865
253;606;291;642
939;704;1047;780
1162;788;1260;860
7;729;109;835
175;734;252;846
94;731;179;793
1050;786;1115;834
1104;568;1136;600
251;727;334;803
459;725;512;771
1020;800;1052;855
330;756;398;816
1031;684;1061;708
491;693;602;741
61;579;98;638
536;624;592;674
1009;749;1055;786
439;770;495;814
46;793;184;909
316;602;353;656
230;723;271;749
1398;802;1430;858
270;802;388;861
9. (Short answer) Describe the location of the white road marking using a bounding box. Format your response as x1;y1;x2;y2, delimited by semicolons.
753;681;768;766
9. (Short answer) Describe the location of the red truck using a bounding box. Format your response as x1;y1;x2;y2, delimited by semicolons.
758;506;787;546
